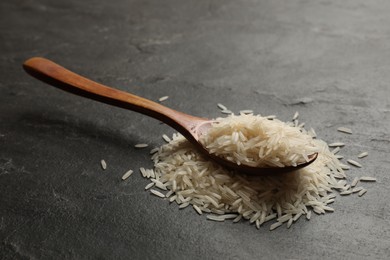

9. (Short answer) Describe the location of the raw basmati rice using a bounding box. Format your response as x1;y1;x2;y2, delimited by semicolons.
207;215;225;222
270;221;283;230
150;189;165;198
149;147;159;154
357;152;368;158
337;127;353;134
340;190;352;195
358;189;367;197
101;159;107;170
136;111;375;231
221;110;233;114
352;187;363;193
121;169;133;180
193;204;202;215
217;103;227;110
240;110;254;114
145;182;154;190
158;96;169;102
306;211;312;220
360;177;376;182
199;114;319;167
162;134;171;142
347;159;362;168
287;218;293;228
293;111;299;120
351;177;359;187
135;143;148;148
328;142;345;147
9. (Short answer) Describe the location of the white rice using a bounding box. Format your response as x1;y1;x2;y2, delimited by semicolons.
328;142;345;147
121;169;133;180
347;159;362;168
360;177;376;182
293;111;299;120
193;204;202;215
199;114;319;167
144;182;154;190
158;96;169;102
217;103;228;110
269;221;283;231
331;147;341;154
357;152;368;159
137;112;374;231
352;187;363;193
162;134;171;143
287;218;293;228
240;110;254;115
135;143;148;148
337;127;353;134
149;147;159;154
207;215;225;222
221;110;233;114
351;177;359;187
358;189;367;197
340;190;352;195
150;189;166;198
101;159;107;170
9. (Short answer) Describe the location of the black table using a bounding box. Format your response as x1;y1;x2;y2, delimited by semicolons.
1;1;389;259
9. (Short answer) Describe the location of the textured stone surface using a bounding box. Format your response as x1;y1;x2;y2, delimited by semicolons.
1;0;390;259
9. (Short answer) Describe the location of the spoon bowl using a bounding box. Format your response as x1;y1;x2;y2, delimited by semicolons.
23;57;317;175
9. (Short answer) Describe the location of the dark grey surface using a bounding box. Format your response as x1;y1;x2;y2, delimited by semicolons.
1;0;390;259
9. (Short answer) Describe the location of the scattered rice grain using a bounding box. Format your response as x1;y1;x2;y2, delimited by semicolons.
360;176;376;182
121;169;133;180
150;189;165;198
337;127;353;134
357;152;368;159
158;96;169;102
217;103;227;110
347;159;362;168
101;159;107;170
134;143;148;148
269;222;283;231
358;189;367;197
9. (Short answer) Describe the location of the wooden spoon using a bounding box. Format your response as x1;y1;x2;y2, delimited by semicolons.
23;57;317;175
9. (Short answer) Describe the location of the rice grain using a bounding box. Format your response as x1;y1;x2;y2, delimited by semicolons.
121;170;133;180
101;159;107;170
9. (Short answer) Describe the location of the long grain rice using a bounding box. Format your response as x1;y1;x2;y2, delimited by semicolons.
328;142;345;147
199;114;319;167
270;221;283;230
351;177;359;187
358;189;367;197
337;127;353;134
359;177;376;182
352;187;363;193
138;111;374;231
150;189;165;198
158;96;169;102
121;169;133;180
217;103;227;110
347;159;362;168
135;143;148;148
101;159;107;170
357;152;368;159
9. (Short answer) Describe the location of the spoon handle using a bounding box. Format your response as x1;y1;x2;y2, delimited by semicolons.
23;57;204;139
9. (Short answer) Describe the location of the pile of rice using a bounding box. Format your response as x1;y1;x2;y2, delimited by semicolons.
138;113;374;230
199;114;319;167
